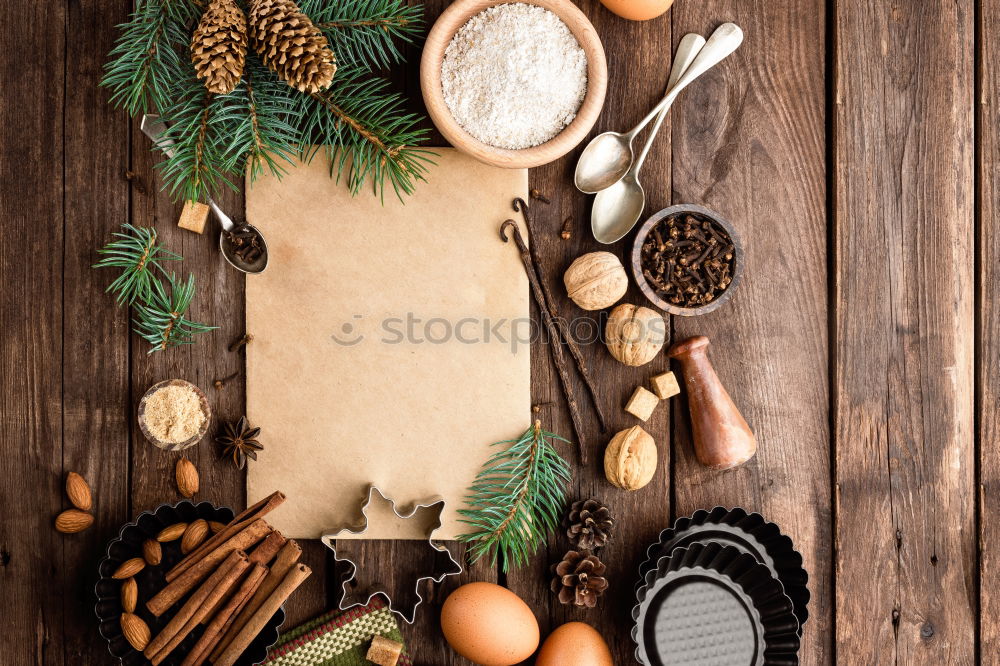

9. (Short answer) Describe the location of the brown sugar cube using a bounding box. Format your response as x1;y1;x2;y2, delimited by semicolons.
650;371;681;399
366;635;403;666
625;386;660;421
177;200;210;234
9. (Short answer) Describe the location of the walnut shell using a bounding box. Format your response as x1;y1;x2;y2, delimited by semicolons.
605;304;665;366
604;426;657;491
563;252;629;310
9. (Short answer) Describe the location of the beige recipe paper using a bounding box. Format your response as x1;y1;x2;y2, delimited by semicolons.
245;149;529;539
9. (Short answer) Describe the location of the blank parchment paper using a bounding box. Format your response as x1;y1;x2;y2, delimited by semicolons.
245;150;529;539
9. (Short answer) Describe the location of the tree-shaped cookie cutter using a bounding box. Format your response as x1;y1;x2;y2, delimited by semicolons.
320;486;463;623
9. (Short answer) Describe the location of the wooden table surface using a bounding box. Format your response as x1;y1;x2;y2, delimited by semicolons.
1;0;992;663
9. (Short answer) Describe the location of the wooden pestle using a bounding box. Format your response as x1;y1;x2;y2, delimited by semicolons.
668;336;756;470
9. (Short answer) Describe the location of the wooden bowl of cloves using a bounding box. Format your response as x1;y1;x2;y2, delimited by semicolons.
630;204;744;317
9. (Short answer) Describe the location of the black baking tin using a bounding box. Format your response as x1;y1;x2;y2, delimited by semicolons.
95;501;285;666
632;542;800;666
636;507;810;632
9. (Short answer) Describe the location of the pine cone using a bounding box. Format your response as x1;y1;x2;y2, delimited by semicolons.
191;0;248;95
550;550;608;608
564;498;614;550
249;0;336;94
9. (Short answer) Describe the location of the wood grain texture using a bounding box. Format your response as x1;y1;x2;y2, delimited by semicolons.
834;1;976;662
670;2;831;662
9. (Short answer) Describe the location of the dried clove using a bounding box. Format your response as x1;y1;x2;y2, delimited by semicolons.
224;224;264;265
228;332;253;352
213;370;239;390
560;217;573;240
529;188;551;204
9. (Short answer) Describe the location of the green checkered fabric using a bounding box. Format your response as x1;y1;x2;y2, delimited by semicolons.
263;599;411;666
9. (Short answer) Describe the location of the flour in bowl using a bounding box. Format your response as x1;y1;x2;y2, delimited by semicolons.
440;3;588;150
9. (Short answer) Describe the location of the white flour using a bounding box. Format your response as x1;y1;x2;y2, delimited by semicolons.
441;3;588;150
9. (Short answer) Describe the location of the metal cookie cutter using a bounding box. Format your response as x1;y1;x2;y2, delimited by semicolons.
320;486;463;624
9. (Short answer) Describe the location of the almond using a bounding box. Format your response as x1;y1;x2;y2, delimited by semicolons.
208;520;227;534
156;522;187;542
120;612;150;651
112;557;145;579
65;472;92;511
142;538;162;566
181;519;209;554
175;457;199;498
55;509;93;533
120;577;138;613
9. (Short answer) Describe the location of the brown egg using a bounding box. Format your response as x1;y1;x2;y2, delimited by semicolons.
536;622;614;666
600;0;674;21
440;582;539;665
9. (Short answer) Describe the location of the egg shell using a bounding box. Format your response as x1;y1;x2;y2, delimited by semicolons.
536;622;614;666
440;582;540;665
599;0;674;21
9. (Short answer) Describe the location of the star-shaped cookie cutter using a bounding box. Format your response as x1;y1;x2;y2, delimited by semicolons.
320;485;463;623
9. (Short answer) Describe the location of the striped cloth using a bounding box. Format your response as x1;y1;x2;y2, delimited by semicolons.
263;598;412;666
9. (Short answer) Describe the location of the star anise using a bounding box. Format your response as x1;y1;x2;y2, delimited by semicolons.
216;416;262;469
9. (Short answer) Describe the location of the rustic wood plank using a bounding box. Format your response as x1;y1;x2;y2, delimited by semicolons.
0;0;67;661
504;1;674;661
670;3;831;662
60;0;132;661
833;0;975;661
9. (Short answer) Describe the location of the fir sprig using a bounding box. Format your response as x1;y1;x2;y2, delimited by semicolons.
302;0;424;70
458;421;572;572
92;224;181;305
134;273;217;353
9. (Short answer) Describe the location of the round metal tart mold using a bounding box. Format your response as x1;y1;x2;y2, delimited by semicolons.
632;542;800;666
636;506;810;632
95;500;284;666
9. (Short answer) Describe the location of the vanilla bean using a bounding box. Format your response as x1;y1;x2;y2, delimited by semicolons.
513;198;609;433
501;220;589;463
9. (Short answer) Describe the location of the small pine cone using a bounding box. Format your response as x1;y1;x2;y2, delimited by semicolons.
551;550;608;608
192;0;248;95
564;498;614;551
249;0;336;94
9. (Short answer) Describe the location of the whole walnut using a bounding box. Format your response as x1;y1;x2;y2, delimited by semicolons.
563;252;629;310
604;426;657;491
605;304;664;366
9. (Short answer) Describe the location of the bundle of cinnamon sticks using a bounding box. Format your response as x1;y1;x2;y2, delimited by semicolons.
141;491;311;666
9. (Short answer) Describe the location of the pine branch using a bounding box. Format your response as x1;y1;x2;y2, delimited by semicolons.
302;0;424;70
297;65;435;201
93;224;181;305
134;273;217;353
102;0;198;115
458;421;572;572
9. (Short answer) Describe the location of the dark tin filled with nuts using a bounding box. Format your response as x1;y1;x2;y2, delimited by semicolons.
630;204;744;316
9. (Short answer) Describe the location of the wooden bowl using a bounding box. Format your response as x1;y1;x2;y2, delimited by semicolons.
138;379;212;451
420;0;608;168
631;204;745;317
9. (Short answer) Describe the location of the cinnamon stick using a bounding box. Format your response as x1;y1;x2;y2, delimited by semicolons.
201;531;287;622
146;519;271;617
213;563;312;666
209;540;301;662
180;563;268;666
144;551;246;659
167;491;285;583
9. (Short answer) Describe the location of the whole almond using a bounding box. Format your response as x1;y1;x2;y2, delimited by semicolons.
175;457;199;498
157;522;187;542
112;557;145;580
55;509;93;533
120;612;150;651
65;472;92;511
142;538;162;566
208;520;226;534
181;519;209;554
120;577;138;613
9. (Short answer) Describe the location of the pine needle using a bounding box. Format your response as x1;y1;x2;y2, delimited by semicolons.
458;421;572;572
133;273;217;353
92;224;180;305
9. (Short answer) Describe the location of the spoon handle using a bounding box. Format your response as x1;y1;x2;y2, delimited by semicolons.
630;33;705;176
628;22;744;138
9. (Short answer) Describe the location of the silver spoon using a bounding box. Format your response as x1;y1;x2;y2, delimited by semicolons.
574;22;745;195
139;114;269;274
591;33;707;244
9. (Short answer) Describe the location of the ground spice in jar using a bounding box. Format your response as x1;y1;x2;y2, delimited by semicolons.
440;3;588;150
639;213;736;308
142;384;207;444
